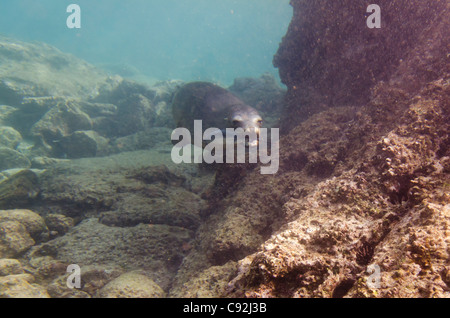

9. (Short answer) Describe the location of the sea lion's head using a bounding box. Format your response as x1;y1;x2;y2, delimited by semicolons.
227;105;263;147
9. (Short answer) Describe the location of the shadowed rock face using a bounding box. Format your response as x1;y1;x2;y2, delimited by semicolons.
274;0;449;132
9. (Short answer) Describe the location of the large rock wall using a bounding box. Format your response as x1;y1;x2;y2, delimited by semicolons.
275;0;449;132
170;0;450;298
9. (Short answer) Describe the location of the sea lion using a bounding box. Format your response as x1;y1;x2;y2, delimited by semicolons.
171;82;262;146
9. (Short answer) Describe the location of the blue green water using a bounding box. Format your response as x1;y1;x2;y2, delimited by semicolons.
0;0;292;85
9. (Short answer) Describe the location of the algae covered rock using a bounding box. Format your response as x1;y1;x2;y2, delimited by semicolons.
275;0;449;132
0;209;46;259
44;214;74;237
170;261;237;298
97;271;166;298
0;146;30;171
0;259;24;276
0;170;39;208
0;105;17;126
109;127;173;153
0;273;50;298
0;209;47;239
60;130;109;159
46;265;122;298
30;100;93;151
36;152;206;230
37;218;193;291
0;35;109;103
0;126;22;149
0;221;35;258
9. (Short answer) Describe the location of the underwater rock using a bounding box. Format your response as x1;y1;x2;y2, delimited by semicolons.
109;127;173;154
92;78;158;137
0;169;39;208
36;151;207;229
76;101;118;118
0;209;47;241
0;273;50;298
0;36;109;104
60;130;109;159
151;80;184;128
0;259;24;276
0;105;17;126
98;164;204;230
37;218;193;291
0;209;46;258
0;126;22;149
30;100;93;155
7;97;66;138
97;271;166;298
31;156;70;169
0;221;35;258
170;261;237;298
46;264;122;298
148;80;184;104
24;255;70;283
275;0;450;132
0;146;31;170
44;214;74;237
77;101;119;137
223;81;450;298
46;277;91;298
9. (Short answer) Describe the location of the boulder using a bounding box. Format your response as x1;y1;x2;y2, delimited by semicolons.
30;100;93;155
36;151;207;230
46;265;122;298
109;127;173;154
36;218;192;291
0;126;22;149
275;0;449;132
0;259;24;276
0;221;35;258
60;130;109;159
44;214;74;237
0;35;109;104
0;146;31;170
0;169;39;208
92;79;157;137
97;271;166;298
8;97;65;137
0;209;47;240
0;105;17;125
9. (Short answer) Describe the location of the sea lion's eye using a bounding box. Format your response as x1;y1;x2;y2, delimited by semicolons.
257;119;263;126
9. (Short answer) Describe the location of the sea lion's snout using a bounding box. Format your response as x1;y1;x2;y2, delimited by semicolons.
230;112;262;147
